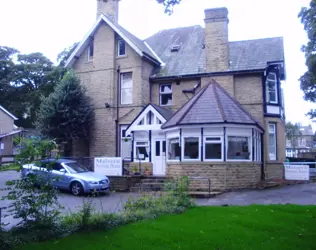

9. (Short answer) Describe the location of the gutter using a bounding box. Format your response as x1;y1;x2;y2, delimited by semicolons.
150;68;266;82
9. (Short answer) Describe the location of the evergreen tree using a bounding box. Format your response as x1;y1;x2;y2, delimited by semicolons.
36;71;94;153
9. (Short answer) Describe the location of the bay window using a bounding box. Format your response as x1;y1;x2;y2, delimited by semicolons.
121;72;133;105
183;137;200;160
266;72;278;104
269;123;277;160
168;138;181;160
204;137;222;160
227;136;250;160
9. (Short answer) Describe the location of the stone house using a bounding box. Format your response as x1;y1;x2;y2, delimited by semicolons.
0;105;22;158
66;0;286;190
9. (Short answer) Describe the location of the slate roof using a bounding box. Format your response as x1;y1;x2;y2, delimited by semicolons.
145;25;284;78
151;103;173;120
161;79;263;130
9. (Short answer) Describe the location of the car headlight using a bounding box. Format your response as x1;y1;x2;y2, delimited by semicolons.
88;181;98;185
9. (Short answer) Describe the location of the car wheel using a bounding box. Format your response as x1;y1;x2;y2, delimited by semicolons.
71;181;84;196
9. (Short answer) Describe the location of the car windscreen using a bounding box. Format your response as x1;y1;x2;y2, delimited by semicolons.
65;162;89;174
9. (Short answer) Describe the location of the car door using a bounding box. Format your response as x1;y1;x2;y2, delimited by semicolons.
51;163;69;189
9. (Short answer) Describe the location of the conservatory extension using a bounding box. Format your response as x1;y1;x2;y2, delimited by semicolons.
126;80;264;191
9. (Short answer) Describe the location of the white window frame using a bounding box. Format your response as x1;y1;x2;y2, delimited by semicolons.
182;136;201;161
266;72;278;104
167;137;181;162
226;135;252;162
117;39;126;56
203;136;223;161
268;123;277;160
120;125;131;161
87;43;94;61
120;72;133;105
160;84;172;106
134;141;150;162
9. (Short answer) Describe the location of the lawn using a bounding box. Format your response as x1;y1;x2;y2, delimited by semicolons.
22;205;316;250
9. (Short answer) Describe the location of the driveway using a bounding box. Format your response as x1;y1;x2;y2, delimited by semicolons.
1;171;316;229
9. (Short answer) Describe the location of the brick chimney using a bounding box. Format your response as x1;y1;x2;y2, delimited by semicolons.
96;0;119;22
204;8;229;72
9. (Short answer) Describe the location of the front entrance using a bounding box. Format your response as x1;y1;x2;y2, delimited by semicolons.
153;139;166;176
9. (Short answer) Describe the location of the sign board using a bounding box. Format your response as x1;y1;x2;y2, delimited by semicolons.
284;164;309;181
94;157;122;176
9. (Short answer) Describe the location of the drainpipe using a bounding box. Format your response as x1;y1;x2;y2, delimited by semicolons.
116;65;121;157
261;132;265;180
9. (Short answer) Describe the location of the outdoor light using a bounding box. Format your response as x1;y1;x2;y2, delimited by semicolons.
104;103;110;108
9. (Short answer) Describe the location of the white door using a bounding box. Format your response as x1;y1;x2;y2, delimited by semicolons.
153;139;166;176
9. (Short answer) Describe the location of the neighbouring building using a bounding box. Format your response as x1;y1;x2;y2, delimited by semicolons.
0;105;23;160
66;0;286;191
286;125;314;158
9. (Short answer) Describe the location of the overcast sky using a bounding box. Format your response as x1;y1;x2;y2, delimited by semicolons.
0;0;315;129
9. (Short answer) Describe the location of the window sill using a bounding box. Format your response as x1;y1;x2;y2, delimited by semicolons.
117;55;127;59
84;60;93;64
120;104;133;107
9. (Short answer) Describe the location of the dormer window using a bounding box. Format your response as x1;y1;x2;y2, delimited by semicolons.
266;72;278;104
88;43;94;61
118;40;126;56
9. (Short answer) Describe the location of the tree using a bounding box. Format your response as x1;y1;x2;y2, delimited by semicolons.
36;71;94;155
299;1;316;119
57;42;79;67
0;47;67;128
156;0;181;14
285;122;302;149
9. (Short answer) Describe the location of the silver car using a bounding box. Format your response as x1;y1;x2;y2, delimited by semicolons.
21;159;110;196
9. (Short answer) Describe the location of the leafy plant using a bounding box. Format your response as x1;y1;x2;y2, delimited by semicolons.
3;138;62;228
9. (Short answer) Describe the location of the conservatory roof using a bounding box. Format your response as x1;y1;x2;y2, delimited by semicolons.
161;79;263;130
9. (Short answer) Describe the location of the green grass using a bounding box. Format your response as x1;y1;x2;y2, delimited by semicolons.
0;163;20;171
21;205;316;250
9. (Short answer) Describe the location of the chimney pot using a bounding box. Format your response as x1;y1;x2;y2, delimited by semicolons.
204;7;228;23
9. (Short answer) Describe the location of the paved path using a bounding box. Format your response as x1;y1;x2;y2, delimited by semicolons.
196;182;316;206
1;171;316;229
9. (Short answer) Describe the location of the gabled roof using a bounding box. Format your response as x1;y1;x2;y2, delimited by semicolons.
125;103;173;135
65;14;162;68
145;25;284;78
151;103;173;120
0;105;18;120
161;79;263;130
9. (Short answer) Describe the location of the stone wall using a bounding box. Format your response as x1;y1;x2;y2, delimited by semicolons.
167;162;261;191
109;176;142;192
265;163;284;179
151;79;201;111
